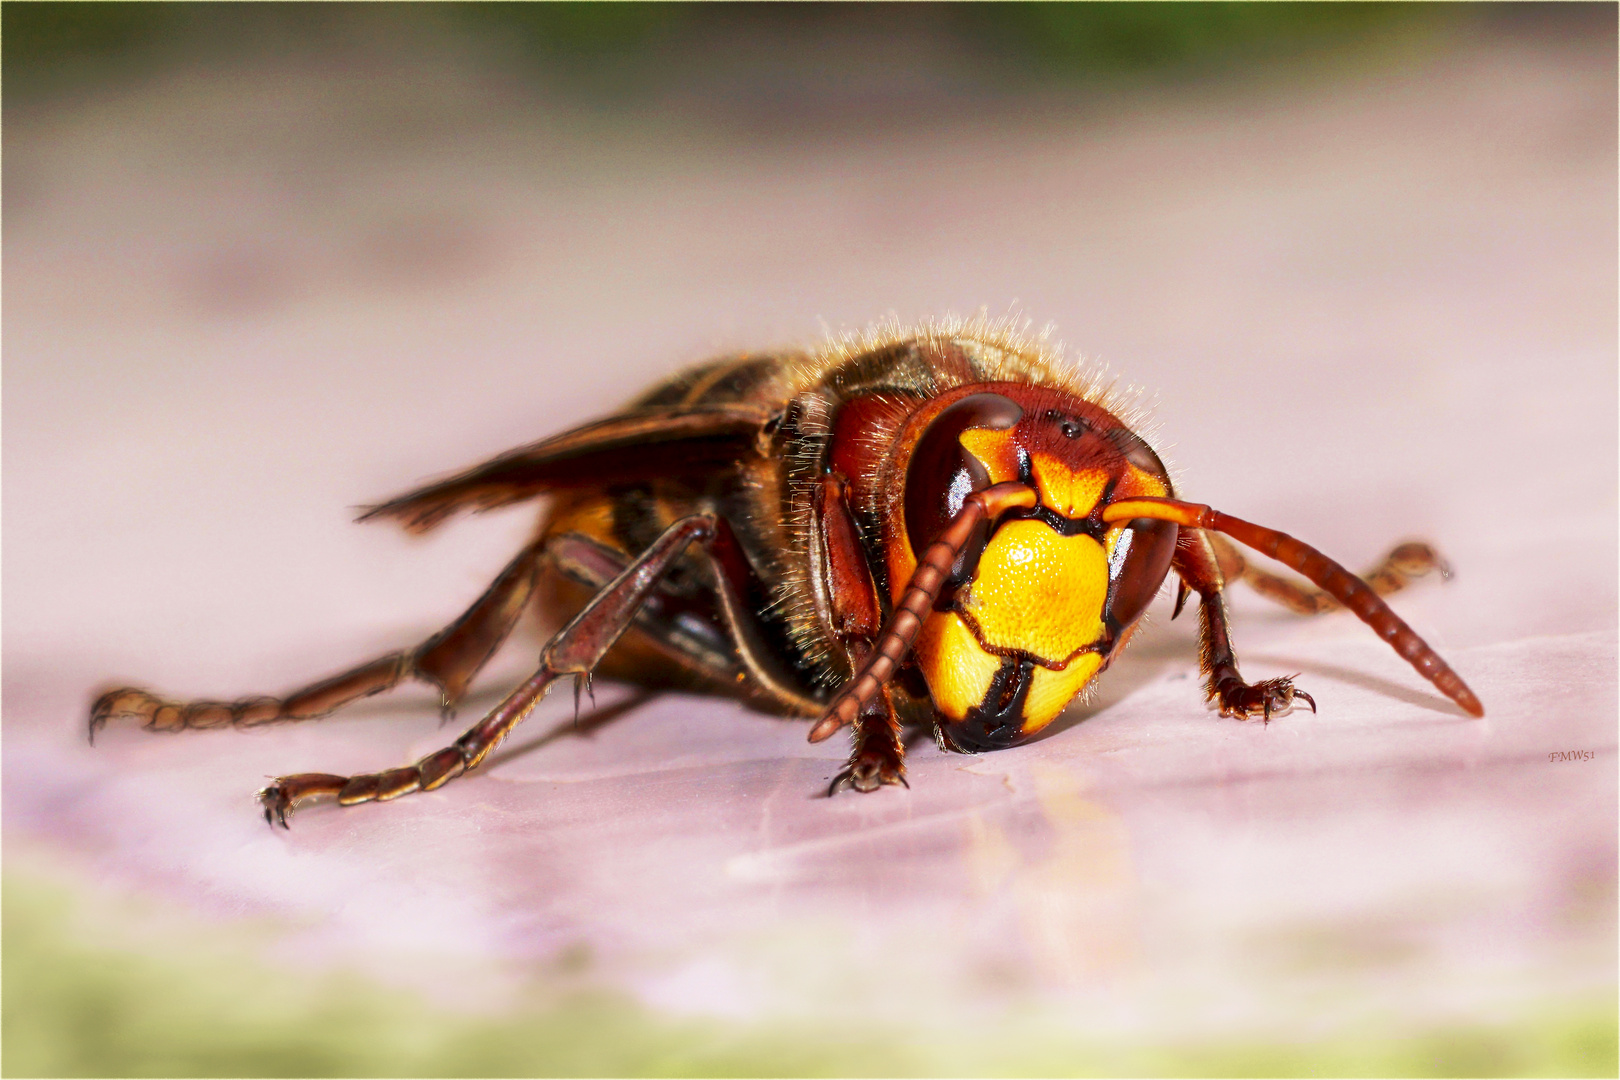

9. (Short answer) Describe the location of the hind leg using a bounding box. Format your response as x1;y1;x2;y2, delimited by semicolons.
259;514;730;825
90;540;546;740
1208;533;1450;616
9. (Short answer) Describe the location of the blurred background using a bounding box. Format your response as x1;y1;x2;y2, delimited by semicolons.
5;3;1615;1076
0;2;1467;96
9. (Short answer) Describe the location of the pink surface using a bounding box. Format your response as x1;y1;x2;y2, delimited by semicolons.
6;27;1615;1042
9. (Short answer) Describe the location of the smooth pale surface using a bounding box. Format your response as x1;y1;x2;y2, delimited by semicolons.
5;19;1614;1058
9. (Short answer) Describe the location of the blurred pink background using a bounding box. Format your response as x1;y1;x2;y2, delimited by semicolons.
5;7;1615;1069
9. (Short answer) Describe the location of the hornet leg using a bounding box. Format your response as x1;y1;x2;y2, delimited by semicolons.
90;540;546;741
813;474;907;795
828;683;906;795
260;513;800;825
1176;528;1314;722
1207;533;1451;616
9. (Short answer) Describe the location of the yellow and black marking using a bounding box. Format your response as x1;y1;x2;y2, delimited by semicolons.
911;421;1172;748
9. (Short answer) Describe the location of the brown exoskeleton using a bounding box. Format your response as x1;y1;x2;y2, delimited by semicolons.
91;320;1484;825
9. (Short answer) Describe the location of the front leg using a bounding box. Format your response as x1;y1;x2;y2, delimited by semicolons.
814;475;907;794
829;683;907;794
1196;590;1315;722
1174;528;1315;723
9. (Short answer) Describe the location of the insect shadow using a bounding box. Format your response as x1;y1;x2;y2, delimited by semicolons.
487;687;659;769
1244;654;1463;717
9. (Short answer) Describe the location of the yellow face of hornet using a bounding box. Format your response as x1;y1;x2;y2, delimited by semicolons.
887;386;1177;752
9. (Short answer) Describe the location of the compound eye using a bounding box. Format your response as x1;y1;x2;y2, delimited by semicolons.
904;393;1023;555
1105;517;1178;635
1106;426;1171;485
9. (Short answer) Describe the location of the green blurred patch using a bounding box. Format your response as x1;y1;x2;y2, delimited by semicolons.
3;1;1458;101
452;1;683;60
5;873;1614;1078
1;1;177;67
0;874;913;1078
962;2;1442;76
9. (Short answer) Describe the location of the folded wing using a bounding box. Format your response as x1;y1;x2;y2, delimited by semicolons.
360;404;771;533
